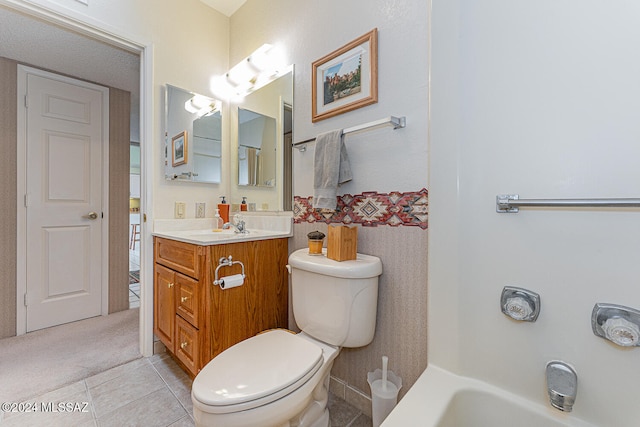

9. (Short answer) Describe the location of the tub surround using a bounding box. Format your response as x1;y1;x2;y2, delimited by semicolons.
383;365;597;427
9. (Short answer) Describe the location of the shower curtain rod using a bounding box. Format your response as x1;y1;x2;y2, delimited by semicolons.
293;116;406;151
496;194;640;213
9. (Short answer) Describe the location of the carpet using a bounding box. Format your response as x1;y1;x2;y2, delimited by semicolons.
0;308;141;402
129;270;140;284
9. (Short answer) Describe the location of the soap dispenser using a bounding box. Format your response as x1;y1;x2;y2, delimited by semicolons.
213;209;223;232
218;196;230;223
241;196;248;211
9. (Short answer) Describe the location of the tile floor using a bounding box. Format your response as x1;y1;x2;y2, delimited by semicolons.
1;348;371;427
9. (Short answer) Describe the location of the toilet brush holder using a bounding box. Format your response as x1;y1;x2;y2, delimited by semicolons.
368;360;402;427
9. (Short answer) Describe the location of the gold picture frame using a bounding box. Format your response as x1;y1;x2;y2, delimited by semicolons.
172;131;188;167
312;28;378;122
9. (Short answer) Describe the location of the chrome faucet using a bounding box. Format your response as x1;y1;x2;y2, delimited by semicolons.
223;215;248;234
546;361;577;412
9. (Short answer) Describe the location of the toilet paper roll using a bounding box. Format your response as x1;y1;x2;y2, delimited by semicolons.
220;274;244;290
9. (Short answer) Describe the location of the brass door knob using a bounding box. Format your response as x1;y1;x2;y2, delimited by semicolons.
82;212;98;220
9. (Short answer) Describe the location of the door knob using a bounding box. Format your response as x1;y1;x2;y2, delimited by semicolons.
83;212;98;220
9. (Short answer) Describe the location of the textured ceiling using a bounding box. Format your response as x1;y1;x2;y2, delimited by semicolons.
0;5;141;139
0;2;241;141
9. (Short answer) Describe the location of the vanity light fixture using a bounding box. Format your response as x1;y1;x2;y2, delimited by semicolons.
211;43;285;100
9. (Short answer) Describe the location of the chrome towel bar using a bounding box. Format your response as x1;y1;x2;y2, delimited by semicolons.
496;194;640;213
293;116;406;151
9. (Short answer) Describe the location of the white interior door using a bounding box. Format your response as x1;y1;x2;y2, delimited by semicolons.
23;68;108;332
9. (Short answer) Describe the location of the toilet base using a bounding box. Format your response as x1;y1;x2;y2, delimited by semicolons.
286;373;331;427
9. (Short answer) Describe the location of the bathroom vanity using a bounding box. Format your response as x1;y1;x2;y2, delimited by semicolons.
152;217;291;377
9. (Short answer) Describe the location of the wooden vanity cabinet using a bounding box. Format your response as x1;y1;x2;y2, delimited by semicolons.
153;238;208;376
153;236;288;377
209;238;289;358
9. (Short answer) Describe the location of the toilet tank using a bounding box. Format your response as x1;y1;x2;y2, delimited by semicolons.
288;248;382;347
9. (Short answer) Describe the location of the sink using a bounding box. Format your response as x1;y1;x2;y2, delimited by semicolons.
154;228;289;245
186;229;237;238
180;229;283;243
186;233;238;241
152;215;293;245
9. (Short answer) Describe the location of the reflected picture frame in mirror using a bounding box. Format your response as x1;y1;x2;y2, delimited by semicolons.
164;84;222;183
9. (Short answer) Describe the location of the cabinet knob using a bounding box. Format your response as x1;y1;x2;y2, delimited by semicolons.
181;296;188;302
168;282;174;288
181;342;188;349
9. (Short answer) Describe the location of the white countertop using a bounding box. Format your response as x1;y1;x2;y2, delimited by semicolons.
151;214;293;246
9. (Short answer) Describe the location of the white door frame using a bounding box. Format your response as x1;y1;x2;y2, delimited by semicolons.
4;0;155;357
17;64;110;332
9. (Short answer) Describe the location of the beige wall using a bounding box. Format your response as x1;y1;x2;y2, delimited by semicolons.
0;58;131;337
0;57;18;338
109;87;132;313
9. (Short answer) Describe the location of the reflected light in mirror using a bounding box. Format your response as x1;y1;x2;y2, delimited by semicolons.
184;95;221;118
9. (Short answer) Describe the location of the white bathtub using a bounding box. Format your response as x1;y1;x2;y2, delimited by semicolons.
382;365;598;427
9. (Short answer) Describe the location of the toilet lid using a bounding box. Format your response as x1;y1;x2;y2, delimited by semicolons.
192;330;323;407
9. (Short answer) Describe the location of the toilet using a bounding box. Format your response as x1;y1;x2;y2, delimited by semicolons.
191;247;382;427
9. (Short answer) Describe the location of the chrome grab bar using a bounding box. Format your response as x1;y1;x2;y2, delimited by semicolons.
497;194;640;213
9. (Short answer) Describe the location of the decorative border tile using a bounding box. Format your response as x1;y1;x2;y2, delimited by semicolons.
293;188;428;229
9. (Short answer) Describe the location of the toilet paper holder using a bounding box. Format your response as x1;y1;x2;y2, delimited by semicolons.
213;255;246;286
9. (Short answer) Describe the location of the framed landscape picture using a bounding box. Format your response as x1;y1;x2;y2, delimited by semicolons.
172;131;188;166
312;28;378;122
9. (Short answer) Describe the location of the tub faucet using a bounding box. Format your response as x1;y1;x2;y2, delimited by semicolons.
546;361;577;412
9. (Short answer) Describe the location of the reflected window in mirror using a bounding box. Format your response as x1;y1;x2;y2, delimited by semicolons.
229;68;293;212
238;108;276;187
165;85;222;183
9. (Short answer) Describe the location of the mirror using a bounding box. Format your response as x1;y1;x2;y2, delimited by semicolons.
231;68;293;211
238;108;276;187
165;85;222;183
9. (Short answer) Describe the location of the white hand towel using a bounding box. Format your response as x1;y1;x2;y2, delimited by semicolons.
313;129;353;210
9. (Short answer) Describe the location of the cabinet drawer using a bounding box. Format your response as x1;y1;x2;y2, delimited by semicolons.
176;273;200;328
175;315;199;376
154;237;202;279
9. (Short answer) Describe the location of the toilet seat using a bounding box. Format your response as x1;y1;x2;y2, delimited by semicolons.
192;330;324;414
